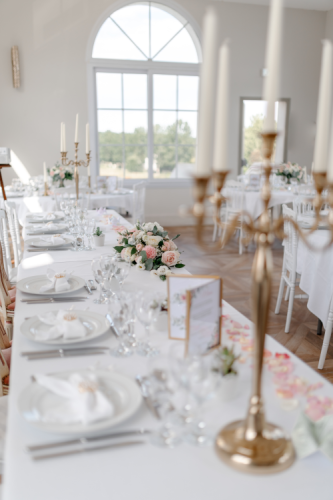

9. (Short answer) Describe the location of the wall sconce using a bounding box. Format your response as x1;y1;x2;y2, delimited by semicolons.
11;46;20;89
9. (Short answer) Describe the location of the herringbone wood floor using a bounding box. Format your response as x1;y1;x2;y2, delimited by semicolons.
166;225;333;384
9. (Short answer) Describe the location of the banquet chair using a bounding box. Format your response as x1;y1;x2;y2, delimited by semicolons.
213;180;244;254
132;182;146;225
275;204;306;332
0;245;15;342
0;210;16;284
96;176;118;192
318;298;333;369
4;201;22;268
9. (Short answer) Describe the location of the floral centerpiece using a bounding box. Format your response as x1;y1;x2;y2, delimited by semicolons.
114;221;185;281
48;162;74;188
275;162;304;184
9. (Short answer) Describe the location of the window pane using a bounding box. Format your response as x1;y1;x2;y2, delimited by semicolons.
124;146;148;179
123;74;147;109
178;112;197;144
153;75;176;110
111;4;149;58
96;73;122;109
99;145;123;177
98;110;122;135
154;28;198;63
153;111;177;144
154;145;176;178
92;17;146;60
178;76;199;110
176;146;196;178
150;5;184;59
124;111;147;143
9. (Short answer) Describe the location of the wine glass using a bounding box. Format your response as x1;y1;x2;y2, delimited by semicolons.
91;258;109;304
101;253;118;301
108;294;134;357
114;260;131;292
84;219;96;250
135;292;162;357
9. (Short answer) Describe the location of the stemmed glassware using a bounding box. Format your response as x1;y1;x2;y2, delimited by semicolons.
114;260;131;292
135;292;162;357
84;219;96;250
108;292;135;357
100;252;119;300
91;258;109;304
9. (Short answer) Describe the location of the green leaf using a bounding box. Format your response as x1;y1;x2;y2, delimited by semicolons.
161;231;168;237
123;238;128;245
153;225;158;235
140;250;147;263
158;240;164;247
175;263;185;268
131;247;137;255
114;246;123;253
145;258;153;271
172;234;180;241
159;275;167;281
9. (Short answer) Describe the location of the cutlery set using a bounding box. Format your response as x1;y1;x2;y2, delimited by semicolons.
22;346;110;360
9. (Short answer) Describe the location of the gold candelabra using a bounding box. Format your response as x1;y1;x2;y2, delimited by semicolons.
43;182;48;197
190;133;333;474
61;142;91;203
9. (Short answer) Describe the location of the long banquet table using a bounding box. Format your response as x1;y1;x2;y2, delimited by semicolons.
3;211;333;499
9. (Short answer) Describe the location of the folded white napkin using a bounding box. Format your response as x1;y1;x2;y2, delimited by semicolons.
39;268;72;293
36;310;87;340
27;373;114;425
38;235;67;246
31;222;63;232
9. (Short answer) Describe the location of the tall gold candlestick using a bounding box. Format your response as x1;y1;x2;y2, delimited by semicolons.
60;143;91;204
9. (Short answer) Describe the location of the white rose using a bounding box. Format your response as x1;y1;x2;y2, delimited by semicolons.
165;269;173;276
128;237;135;245
150;269;159;277
153;222;164;232
137;231;144;240
146;235;162;247
121;247;136;262
143;222;154;231
157;265;169;276
137;263;145;271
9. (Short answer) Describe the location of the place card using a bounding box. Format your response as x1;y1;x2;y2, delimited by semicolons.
167;274;222;355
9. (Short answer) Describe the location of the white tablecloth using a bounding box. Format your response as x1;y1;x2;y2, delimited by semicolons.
6;193;134;225
3;211;333;500
297;230;333;325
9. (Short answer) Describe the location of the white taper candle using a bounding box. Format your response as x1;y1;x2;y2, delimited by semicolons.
75;114;79;143
314;40;333;173
263;0;284;132
213;40;230;172
195;7;218;177
43;162;47;182
63;123;66;153
86;123;90;154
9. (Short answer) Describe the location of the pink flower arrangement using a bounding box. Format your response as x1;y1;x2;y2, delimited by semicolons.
144;245;157;260
136;243;144;252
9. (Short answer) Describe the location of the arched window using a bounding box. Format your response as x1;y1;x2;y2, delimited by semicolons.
89;2;201;182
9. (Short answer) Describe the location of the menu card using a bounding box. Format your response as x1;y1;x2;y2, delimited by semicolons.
168;274;222;355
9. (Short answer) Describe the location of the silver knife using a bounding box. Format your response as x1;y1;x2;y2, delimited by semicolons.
30;440;145;461
27;248;69;252
105;313;121;338
22;346;110;357
21;297;88;303
27;429;150;452
26;350;108;360
136;375;161;420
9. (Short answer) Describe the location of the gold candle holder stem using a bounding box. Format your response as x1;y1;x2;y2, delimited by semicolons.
60;143;91;204
44;182;48;197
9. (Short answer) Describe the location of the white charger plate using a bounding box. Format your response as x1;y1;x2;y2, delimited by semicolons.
19;369;142;435
20;310;110;345
26;224;67;234
25;236;72;248
16;275;85;295
26;213;64;223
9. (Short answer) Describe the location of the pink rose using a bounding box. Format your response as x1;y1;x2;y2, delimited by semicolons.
121;248;127;260
162;240;177;251
147;231;153;235
50;171;54;177
144;245;157;260
161;245;167;251
60;172;65;179
161;251;180;267
136;243;144;252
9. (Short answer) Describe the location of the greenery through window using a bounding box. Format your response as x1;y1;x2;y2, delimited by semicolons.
93;2;200;180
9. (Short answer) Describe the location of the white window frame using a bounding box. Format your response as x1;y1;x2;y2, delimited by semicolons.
86;0;201;188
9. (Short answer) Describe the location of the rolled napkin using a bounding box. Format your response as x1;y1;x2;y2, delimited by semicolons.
38;234;68;246
36;310;87;340
26;373;114;425
39;268;72;293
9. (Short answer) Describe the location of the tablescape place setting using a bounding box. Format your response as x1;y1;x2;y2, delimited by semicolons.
17;269;86;297
26;222;68;236
26;212;65;224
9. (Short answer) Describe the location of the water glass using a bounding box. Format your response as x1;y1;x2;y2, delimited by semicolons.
108;293;134;357
114;260;131;291
91;258;109;304
84;219;96;250
135;292;162;357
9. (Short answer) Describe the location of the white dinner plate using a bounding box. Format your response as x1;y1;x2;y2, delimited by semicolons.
19;369;142;435
25;236;72;248
16;275;85;295
26;223;68;234
26;213;64;223
20;310;110;345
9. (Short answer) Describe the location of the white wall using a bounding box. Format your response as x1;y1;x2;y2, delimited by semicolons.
0;0;327;225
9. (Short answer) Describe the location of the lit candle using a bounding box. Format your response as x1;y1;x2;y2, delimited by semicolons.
314;40;333;173
75;114;79;143
195;7;218;177
263;0;284;132
43;162;47;182
213;40;229;172
86;123;90;154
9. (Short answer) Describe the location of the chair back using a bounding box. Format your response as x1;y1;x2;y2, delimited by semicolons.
4;201;22;266
96;176;118;192
282;204;298;273
225;181;244;214
133;182;146;225
292;197;313;215
0;210;12;278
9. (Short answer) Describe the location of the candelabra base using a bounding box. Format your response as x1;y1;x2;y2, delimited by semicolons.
215;420;295;474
